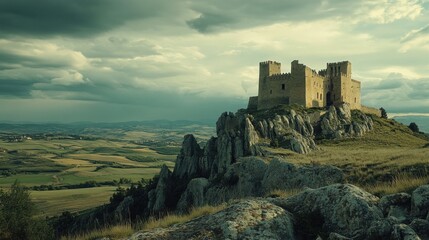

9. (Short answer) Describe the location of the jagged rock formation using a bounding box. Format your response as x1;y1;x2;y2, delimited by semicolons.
132;184;429;240
319;104;373;139
174;156;344;212
146;103;375;214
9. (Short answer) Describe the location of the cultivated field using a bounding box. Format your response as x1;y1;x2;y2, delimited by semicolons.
0;121;215;217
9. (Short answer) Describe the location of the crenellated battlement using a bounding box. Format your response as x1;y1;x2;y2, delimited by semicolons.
318;69;327;76
260;60;281;66
252;59;361;111
267;73;291;81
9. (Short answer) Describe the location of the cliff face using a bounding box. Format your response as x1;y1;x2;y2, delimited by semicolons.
145;103;374;214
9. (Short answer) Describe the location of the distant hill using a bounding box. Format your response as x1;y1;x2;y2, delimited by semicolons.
0;120;213;135
393;115;429;133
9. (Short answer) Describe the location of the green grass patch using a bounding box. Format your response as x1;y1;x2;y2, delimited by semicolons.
31;186;118;217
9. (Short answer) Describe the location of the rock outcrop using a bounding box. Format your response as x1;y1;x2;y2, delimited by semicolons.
262;158;344;192
173;156;345;211
272;184;383;239
145;104;375;214
147;165;171;212
131;184;429;240
318;104;373;139
132;200;295;240
411;184;429;218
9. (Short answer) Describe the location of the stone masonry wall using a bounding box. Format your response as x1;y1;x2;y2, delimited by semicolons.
250;60;363;111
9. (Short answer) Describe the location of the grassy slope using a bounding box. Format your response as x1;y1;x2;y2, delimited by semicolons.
264;115;429;194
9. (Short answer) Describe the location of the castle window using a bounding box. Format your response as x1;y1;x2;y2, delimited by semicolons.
282;84;285;90
317;92;319;99
354;97;357;103
270;90;272;94
320;93;323;100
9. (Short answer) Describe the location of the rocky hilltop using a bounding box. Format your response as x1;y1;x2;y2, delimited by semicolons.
147;103;373;214
64;103;429;239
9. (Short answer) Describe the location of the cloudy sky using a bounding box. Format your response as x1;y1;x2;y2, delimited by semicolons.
0;0;428;123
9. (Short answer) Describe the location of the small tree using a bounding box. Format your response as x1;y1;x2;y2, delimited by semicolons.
0;181;54;240
409;122;420;133
380;107;388;119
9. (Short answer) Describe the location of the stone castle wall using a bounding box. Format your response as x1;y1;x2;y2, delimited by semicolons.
250;60;362;111
361;105;381;117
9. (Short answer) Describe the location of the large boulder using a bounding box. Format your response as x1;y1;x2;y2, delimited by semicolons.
411;185;429;218
223;157;268;197
391;224;421;240
271;184;383;239
318;103;373;139
379;193;411;223
409;219;429;239
262;158;344;193
255;112;316;154
176;178;209;212
132;200;296;240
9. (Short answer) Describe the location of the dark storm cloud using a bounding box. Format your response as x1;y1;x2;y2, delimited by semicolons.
0;0;182;37
408;79;429;100
368;73;405;90
0;79;34;97
186;0;357;33
0;51;73;69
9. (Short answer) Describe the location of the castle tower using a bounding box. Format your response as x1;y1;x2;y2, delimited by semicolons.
258;61;281;108
326;61;352;106
259;61;281;80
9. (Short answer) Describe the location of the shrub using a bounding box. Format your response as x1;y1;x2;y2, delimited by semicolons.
379;107;387;119
0;181;54;240
408;122;420;133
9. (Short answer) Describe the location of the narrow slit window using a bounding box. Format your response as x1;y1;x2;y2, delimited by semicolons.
270;90;272;94
282;84;285;90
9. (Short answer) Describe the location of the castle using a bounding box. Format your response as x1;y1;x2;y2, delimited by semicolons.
248;60;361;110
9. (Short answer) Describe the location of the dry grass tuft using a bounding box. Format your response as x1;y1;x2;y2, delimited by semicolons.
266;188;302;198
61;224;133;240
143;204;226;230
362;174;429;196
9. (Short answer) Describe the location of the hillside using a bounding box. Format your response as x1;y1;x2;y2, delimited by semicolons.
58;103;429;239
393;115;429;133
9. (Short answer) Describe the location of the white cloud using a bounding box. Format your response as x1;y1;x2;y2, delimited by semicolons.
51;71;88;86
353;0;423;24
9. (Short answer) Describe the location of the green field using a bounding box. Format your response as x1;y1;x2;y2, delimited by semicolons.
0;138;178;217
0;121;216;217
31;186;118;217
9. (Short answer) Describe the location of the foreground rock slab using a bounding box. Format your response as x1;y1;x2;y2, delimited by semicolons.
130;200;295;240
271;184;383;239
